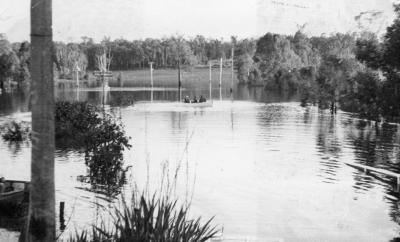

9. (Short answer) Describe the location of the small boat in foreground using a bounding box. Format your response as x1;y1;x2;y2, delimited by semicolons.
0;180;30;207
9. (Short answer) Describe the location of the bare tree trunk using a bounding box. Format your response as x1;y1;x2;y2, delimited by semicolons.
25;0;55;241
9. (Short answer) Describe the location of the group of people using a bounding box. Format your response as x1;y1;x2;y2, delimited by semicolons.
183;95;207;103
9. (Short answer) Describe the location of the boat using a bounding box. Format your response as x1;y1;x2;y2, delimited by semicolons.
0;180;30;207
181;101;213;108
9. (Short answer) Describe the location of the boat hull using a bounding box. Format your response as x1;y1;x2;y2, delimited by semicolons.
0;180;30;207
180;101;213;108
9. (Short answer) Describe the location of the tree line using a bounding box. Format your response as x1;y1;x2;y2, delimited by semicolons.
348;4;400;122
3;4;400;122
0;34;239;83
236;30;360;94
0;34;30;89
0;31;363;91
233;4;400;122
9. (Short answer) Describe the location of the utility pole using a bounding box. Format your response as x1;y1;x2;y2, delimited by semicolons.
102;73;105;108
219;58;223;101
74;62;80;88
28;0;56;241
74;63;80;101
178;59;182;101
94;70;112;107
209;61;212;101
230;44;234;99
150;62;154;102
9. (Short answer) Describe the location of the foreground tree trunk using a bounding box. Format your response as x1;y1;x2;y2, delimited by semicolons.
24;0;55;241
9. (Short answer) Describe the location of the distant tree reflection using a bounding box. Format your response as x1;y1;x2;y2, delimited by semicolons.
346;121;400;170
315;111;342;184
316;112;341;157
344;120;400;240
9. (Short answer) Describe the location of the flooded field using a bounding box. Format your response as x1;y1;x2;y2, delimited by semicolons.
1;85;400;241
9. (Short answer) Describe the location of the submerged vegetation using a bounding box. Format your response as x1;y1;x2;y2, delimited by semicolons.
0;102;131;195
55;101;131;195
234;3;400;122
243;30;362;111
0;121;30;141
69;194;219;242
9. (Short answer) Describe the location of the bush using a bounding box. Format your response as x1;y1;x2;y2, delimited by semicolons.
0;121;30;141
55;101;101;145
341;71;382;121
69;194;219;242
55;101;131;195
83;115;131;194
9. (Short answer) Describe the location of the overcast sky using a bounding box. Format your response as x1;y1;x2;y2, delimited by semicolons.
0;0;397;42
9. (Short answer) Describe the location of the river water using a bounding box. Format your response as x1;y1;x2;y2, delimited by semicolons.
1;85;400;241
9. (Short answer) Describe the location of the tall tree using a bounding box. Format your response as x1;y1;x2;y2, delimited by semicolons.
13;41;31;86
0;34;19;89
254;33;302;81
54;42;87;79
355;33;382;70
26;0;55;241
170;35;196;67
383;4;400;72
234;38;256;83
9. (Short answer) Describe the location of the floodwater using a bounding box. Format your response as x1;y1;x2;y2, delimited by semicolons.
1;84;400;241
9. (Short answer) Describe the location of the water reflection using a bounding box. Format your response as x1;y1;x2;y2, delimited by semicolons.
0;88;30;116
340;119;400;237
345;121;400;172
4;140;29;157
170;111;189;133
315;111;342;184
303;106;313;125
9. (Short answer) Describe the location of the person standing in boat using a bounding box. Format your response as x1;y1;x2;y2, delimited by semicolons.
199;95;206;103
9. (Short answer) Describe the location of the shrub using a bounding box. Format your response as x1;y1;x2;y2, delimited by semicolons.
0;121;30;141
55;101;131;195
341;71;382;121
55;101;101;145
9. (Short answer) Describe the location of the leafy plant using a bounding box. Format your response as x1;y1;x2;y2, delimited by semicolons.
69;194;219;242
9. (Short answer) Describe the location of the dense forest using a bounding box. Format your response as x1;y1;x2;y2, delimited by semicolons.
237;3;400;123
0;34;238;83
2;4;400;122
